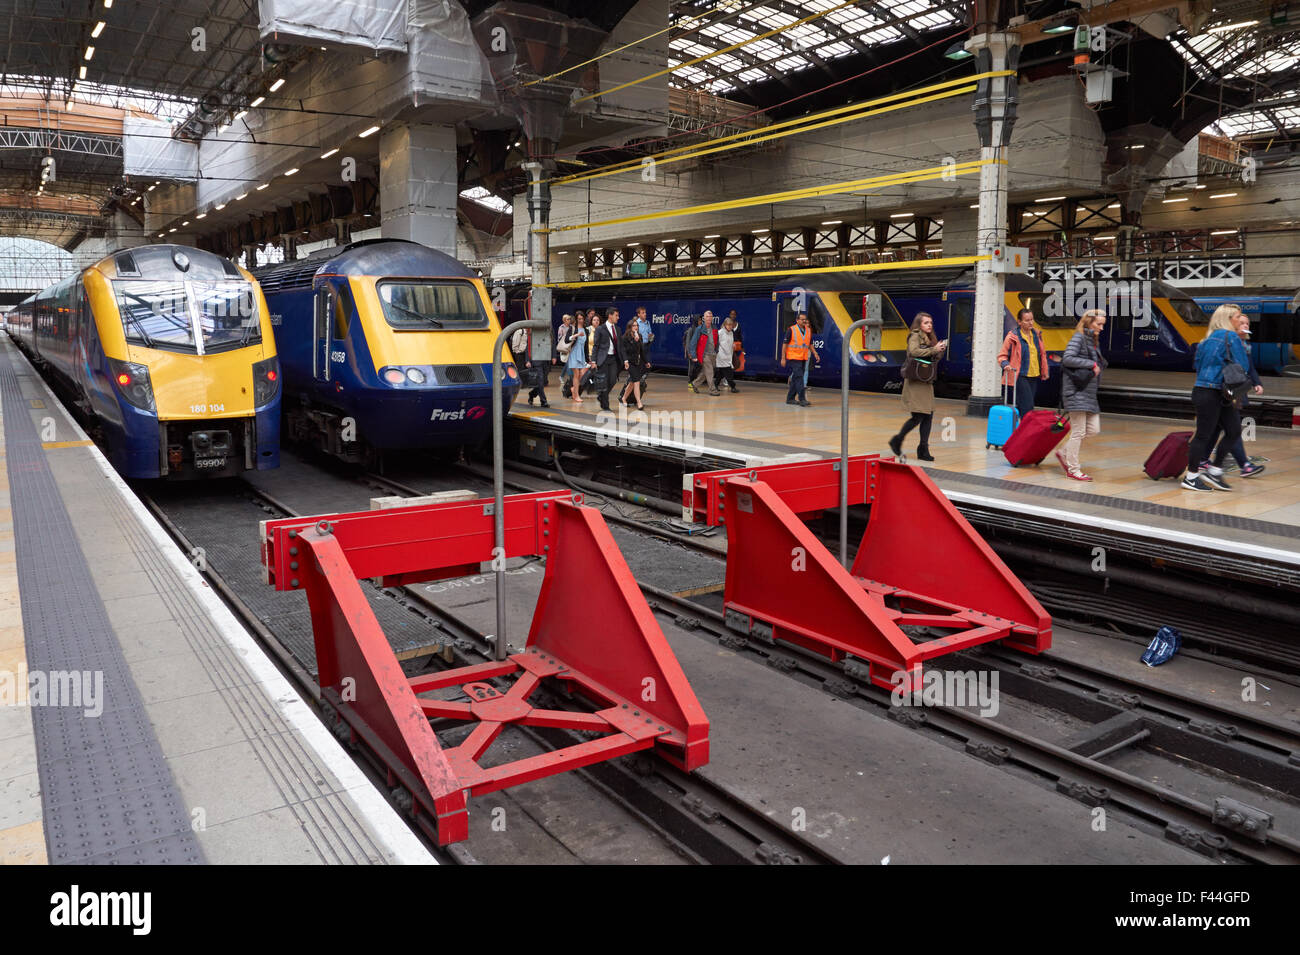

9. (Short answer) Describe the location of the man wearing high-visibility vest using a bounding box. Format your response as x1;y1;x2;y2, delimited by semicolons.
780;312;819;406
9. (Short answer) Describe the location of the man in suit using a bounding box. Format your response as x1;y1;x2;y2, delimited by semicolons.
591;308;623;411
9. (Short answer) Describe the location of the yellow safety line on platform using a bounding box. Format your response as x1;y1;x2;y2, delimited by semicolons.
574;0;871;106
549;159;997;234
523;0;740;87
41;440;94;449
554;71;1012;186
547;254;988;289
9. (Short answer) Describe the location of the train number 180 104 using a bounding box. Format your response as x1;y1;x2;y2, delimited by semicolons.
190;404;225;414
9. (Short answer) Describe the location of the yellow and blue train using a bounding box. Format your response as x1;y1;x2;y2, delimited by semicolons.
253;239;518;461
7;245;281;479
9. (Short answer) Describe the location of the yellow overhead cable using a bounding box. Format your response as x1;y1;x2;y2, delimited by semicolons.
572;0;865;106
547;159;997;234
547;255;987;289
553;71;1013;186
523;0;745;87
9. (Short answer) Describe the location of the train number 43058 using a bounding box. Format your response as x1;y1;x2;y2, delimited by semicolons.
190;404;226;414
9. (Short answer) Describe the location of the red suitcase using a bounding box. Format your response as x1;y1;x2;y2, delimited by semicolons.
1003;410;1071;467
1143;431;1192;480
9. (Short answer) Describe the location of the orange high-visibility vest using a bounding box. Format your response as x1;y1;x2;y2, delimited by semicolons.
786;324;811;360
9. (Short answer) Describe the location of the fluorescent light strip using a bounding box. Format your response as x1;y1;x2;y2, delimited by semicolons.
358;125;380;138
1210;192;1237;199
91;21;105;37
269;78;285;92
250;96;264;108
320;148;339;159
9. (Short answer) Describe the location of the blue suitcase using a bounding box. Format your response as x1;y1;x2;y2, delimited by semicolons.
985;381;1019;450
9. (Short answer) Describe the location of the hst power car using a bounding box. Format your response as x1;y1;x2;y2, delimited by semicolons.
8;245;280;479
254;239;518;462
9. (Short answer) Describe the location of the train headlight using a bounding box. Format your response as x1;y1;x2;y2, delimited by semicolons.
406;367;427;385
504;363;518;379
382;367;406;385
253;356;280;406
107;358;156;413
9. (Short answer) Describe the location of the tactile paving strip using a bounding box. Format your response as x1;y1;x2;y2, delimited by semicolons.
929;468;1300;540
0;350;204;864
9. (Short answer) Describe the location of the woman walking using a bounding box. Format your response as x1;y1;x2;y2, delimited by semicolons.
1210;306;1266;477
1181;304;1254;491
1056;308;1108;481
715;316;739;393
997;308;1050;420
619;322;650;409
565;314;593;404
888;312;946;462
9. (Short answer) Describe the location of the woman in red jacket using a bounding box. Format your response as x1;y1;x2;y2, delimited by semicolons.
996;309;1050;422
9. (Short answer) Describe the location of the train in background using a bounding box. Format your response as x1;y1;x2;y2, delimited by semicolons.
7;245;281;479
253;239;518;463
1191;287;1300;375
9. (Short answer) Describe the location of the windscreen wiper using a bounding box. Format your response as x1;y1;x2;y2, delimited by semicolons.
387;301;443;328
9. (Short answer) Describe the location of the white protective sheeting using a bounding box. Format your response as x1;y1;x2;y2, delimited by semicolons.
123;117;199;180
259;0;407;53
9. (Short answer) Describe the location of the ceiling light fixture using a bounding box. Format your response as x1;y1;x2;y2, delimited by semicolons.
320;147;339;159
1162;197;1188;203
196;213;206;219
359;125;380;137
256;183;269;190
889;212;913;218
944;41;973;61
1035;196;1066;202
284;167;299;176
1211;229;1237;235
79;65;87;79
215;203;226;210
236;192;248;200
250;96;265;108
1210;192;1237;199
269;78;285;92
234;109;247;121
822;219;843;225
91;21;106;37
84;46;94;60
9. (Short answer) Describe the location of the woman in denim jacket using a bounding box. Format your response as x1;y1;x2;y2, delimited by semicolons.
1181;305;1253;492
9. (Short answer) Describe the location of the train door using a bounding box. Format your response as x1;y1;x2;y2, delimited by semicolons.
773;289;824;369
946;294;973;378
313;285;333;382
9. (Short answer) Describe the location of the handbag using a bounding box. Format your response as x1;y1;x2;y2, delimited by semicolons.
1219;336;1249;406
520;365;546;389
902;355;936;383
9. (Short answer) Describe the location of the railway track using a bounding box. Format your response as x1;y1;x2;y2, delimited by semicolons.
141;465;838;865
381;459;1300;864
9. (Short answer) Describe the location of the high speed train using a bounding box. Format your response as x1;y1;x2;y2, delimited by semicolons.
7;245;281;479
1192;287;1300;374
527;268;1048;395
253;239;519;462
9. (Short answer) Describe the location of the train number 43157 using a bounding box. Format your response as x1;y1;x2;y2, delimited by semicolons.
190;404;226;414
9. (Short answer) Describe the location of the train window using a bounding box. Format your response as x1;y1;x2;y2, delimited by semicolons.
1168;296;1210;326
377;280;488;330
114;280;197;350
192;280;261;352
840;293;906;328
332;286;351;340
779;292;824;335
1018;292;1074;327
950;297;973;335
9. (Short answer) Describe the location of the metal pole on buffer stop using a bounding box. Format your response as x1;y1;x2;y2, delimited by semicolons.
841;318;870;569
492;318;548;661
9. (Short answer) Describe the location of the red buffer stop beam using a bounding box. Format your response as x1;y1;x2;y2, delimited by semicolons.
261;490;709;845
686;456;1051;689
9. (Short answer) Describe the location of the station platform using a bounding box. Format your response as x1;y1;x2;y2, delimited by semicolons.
0;337;433;865
510;371;1300;568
